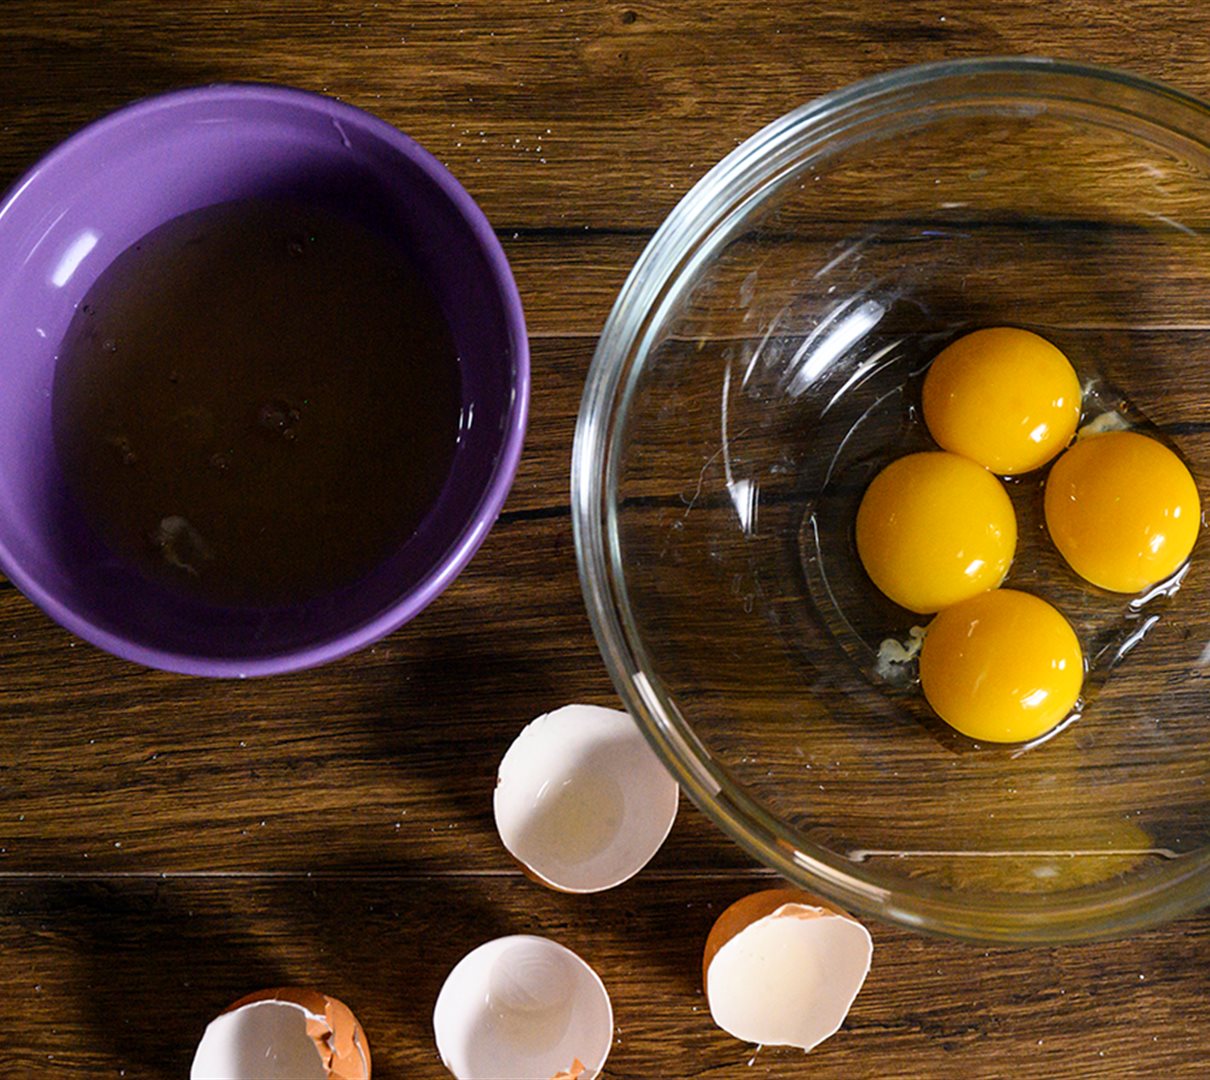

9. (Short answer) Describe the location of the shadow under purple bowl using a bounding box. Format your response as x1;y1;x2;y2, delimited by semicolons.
0;84;529;676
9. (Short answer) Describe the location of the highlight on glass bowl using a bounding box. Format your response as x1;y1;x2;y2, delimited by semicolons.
573;58;1210;943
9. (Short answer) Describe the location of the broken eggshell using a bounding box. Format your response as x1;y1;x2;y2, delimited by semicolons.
493;704;679;893
703;889;873;1053
190;986;370;1080
433;934;613;1080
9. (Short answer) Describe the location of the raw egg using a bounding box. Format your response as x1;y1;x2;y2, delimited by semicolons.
923;327;1082;474
855;451;1016;613
1044;430;1200;593
919;589;1084;743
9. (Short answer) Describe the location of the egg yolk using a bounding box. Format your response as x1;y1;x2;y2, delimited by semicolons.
920;590;1084;743
1044;431;1200;593
855;451;1016;613
922;327;1082;475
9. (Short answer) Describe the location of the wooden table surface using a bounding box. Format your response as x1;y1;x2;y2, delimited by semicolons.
4;2;1210;1076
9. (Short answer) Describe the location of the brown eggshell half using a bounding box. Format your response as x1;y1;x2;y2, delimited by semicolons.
223;987;371;1080
701;888;857;993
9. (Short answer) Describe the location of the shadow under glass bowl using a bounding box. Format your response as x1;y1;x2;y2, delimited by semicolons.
573;57;1210;943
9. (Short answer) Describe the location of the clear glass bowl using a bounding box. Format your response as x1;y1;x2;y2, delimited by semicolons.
573;58;1210;943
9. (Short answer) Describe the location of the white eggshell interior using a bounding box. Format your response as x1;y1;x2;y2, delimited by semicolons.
190;1000;327;1080
494;704;678;892
433;935;613;1080
706;905;873;1051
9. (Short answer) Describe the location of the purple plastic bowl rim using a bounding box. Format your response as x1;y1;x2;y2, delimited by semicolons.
0;83;530;678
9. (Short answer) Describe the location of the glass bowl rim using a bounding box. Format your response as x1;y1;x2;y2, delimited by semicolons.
572;56;1210;944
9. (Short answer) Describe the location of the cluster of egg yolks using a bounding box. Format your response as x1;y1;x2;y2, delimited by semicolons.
859;327;1201;743
855;451;1016;614
919;590;1084;743
923;327;1082;475
855;328;1087;743
1045;430;1201;593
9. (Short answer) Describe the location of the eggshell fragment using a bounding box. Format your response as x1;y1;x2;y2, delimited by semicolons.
190;986;370;1080
433;935;613;1080
494;704;679;893
703;889;872;1052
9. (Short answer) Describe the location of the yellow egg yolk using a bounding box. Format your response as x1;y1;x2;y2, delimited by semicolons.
922;327;1082;475
855;451;1016;613
1044;431;1200;593
920;590;1084;743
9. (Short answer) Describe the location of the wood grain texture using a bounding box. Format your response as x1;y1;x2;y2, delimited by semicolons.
3;875;1209;1078
1;1;1210;1077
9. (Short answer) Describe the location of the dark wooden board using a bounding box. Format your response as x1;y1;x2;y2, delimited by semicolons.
3;875;1209;1079
2;1;1210;1076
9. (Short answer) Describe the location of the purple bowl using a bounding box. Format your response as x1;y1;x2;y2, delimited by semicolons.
0;85;528;676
